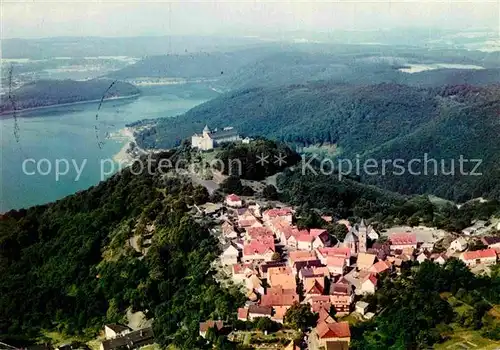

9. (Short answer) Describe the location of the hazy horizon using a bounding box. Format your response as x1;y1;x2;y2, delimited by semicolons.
2;0;499;40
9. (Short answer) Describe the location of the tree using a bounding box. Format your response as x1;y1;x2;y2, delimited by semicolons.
220;176;244;195
262;185;279;200
193;185;210;205
327;223;349;242
254;317;281;333
284;302;318;332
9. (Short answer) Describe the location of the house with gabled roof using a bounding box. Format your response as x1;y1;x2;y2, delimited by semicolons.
289;250;317;267
326;257;346;276
304;295;332;313
104;324;131;339
248;305;273;320
416;250;430;264
449;237;468;252
310;228;331;249
303;277;325;296
225;194;242;208
231;263;258;284
356;253;377;271
390;233;417;250
299;266;330;281
317;307;336;324
460;248;497;267
242;239;275;263
360;273;377;294
430;253;448;265
245;226;274;241
199;321;225;338
315;321;351;348
221;243;239;266
259;261;287;279
268;266;296;290
297;233;315;251
261;287;299;307
317;247;351;267
329;283;354;315
221;221;238;240
100;328;153;350
369;260;392;275
263;208;293;224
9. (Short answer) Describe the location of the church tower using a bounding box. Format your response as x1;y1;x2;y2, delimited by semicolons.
358;219;368;253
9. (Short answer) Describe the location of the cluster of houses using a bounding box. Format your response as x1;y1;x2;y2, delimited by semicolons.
212;194;500;348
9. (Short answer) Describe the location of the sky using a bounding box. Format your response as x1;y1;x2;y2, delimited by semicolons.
1;0;499;39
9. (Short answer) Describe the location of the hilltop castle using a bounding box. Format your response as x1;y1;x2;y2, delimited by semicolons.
191;125;241;150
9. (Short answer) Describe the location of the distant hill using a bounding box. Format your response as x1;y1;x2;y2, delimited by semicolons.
106;44;499;89
135;82;500;202
0;79;139;114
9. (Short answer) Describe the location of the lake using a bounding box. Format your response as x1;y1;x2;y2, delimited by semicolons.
0;84;218;212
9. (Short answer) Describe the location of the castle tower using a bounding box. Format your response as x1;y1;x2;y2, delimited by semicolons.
358;219;367;253
202;125;211;137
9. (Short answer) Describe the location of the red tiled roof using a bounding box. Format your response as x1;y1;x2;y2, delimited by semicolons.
238;308;248;320
261;290;299;307
248;305;272;315
246;227;273;238
296;234;315;243
462;248;497;260
326;257;346;268
310;228;328;237
264;208;293;217
363;273;377;286
390;233;417;245
370;260;391;274
243;240;275;255
317;247;351;259
316;321;351;339
226;194;241;202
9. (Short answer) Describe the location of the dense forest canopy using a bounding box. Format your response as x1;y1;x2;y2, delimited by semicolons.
135;82;500;202
0;79;139;113
0;152;244;348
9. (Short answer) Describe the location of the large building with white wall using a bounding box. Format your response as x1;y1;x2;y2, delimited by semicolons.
191;125;241;150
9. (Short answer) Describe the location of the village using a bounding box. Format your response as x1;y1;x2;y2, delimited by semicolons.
193;193;500;350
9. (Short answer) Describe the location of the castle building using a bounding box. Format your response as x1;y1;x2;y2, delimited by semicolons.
191;125;241;150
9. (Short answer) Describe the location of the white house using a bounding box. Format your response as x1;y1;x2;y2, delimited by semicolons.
416;251;430;264
449;237;468;252
311;229;331;249
221;244;239;266
297;234;315;251
355;301;369;315
326;257;346;275
360;274;377;295
225;194;242;208
104;324;131;339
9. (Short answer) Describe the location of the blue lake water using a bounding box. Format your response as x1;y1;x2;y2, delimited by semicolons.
0;84;218;212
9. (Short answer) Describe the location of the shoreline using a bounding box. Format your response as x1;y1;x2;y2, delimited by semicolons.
111;126;149;166
0;93;141;117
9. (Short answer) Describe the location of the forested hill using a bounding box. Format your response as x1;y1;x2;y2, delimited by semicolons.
0;79;139;114
135;83;500;202
0;151;244;348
